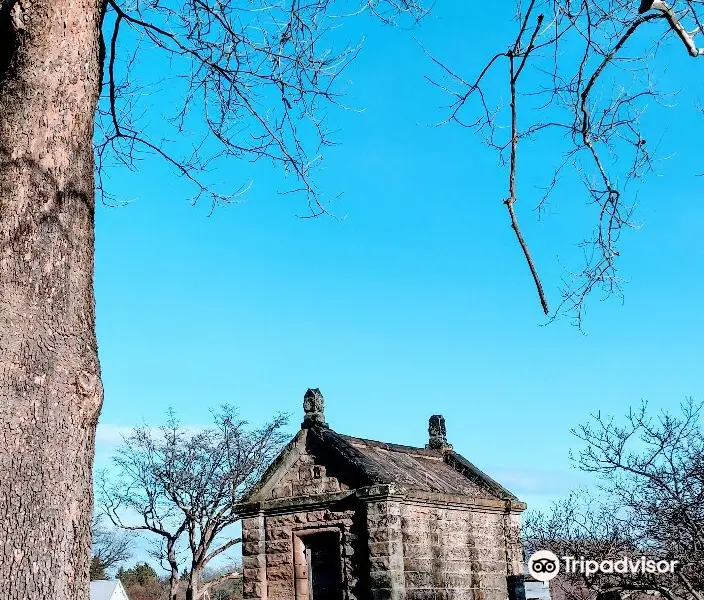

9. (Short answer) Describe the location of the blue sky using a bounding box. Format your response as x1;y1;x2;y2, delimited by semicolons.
93;0;703;554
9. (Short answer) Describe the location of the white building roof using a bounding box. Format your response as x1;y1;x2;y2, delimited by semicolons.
90;580;130;600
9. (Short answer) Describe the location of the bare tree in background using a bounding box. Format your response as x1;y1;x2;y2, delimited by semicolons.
523;398;704;600
0;0;425;596
91;514;133;579
426;0;704;326
202;562;243;600
100;407;288;600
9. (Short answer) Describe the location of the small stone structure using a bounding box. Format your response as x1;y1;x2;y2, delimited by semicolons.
239;389;526;600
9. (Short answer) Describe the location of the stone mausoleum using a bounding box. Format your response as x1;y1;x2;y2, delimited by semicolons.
238;389;527;600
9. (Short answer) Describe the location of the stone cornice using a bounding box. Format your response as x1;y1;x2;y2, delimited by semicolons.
235;484;526;517
236;489;357;517
401;490;526;513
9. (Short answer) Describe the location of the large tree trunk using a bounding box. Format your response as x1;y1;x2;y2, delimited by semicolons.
0;0;103;598
186;569;200;600
168;542;180;600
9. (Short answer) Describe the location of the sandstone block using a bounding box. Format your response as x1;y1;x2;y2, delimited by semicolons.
370;569;405;588
268;552;293;566
266;540;293;553
243;527;265;543
267;581;295;600
243;517;264;530
371;588;406;600
243;582;265;598
294;563;307;579
272;483;293;499
267;565;293;581
298;453;314;465
243;541;266;556
242;555;266;569
267;527;292;541
369;539;403;556
269;514;296;527
324;478;341;493
295;577;309;596
307;510;326;522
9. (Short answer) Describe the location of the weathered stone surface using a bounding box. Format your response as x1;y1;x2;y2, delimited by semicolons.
267;448;349;501
267;565;294;582
324;478;341;492
243;568;264;581
267;552;294;566
243;527;265;542
370;555;396;570
243;555;267;569
427;415;450;450
243;581;266;598
242;514;267;600
370;570;405;588
243;541;266;556
272;483;293;499
266;540;293;554
371;588;407;600
302;388;328;429
268;581;295;600
398;503;519;600
369;540;403;556
267;526;293;540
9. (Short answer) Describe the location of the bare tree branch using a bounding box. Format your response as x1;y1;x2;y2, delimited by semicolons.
91;513;133;575
426;0;704;327
95;0;428;214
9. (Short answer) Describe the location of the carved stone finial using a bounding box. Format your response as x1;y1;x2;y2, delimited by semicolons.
426;414;451;450
302;388;328;429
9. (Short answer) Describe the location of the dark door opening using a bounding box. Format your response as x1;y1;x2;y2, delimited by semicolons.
305;532;343;600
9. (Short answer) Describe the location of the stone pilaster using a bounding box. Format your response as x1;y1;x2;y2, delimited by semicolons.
503;511;524;576
365;499;406;600
242;513;268;600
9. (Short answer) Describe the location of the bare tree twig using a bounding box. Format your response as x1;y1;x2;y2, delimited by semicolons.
426;0;704;327
96;0;427;215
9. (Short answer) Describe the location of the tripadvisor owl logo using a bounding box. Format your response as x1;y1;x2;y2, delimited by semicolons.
528;550;561;582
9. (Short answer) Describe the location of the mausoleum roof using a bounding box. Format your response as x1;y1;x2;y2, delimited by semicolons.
241;389;522;507
312;427;518;500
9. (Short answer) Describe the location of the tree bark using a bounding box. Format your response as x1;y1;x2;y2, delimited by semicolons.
0;0;103;598
168;540;180;600
186;569;200;600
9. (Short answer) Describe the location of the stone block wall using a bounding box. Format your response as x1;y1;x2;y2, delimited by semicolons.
243;499;522;600
242;504;366;600
268;452;350;500
243;514;268;600
365;499;405;600
400;503;521;600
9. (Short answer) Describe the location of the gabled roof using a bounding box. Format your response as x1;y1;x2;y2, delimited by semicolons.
90;580;129;600
242;423;520;505
313;427;518;500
